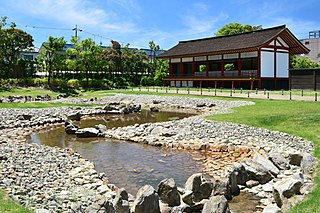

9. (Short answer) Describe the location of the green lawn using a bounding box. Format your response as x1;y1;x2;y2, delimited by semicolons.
0;190;32;213
0;102;99;108
0;88;319;212
206;99;320;213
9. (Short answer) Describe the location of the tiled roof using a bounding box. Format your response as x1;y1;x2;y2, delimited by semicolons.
158;25;309;58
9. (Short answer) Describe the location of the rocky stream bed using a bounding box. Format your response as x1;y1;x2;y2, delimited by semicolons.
0;94;316;213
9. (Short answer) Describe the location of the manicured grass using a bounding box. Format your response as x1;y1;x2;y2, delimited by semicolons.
0;87;61;98
0;190;32;213
0;102;98;108
206;99;320;213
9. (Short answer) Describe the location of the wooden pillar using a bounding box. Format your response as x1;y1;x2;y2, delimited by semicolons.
169;62;173;76
192;62;196;76
200;80;202;89
313;69;317;91
238;81;241;88
238;53;241;77
215;81;217;89
232;81;235;90
274;48;277;90
180;62;184;77
250;79;254;90
258;79;262;89
174;80;176;88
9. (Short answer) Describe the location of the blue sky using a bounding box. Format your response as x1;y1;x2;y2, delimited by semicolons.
0;0;319;49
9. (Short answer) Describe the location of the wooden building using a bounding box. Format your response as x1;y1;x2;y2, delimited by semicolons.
157;25;309;90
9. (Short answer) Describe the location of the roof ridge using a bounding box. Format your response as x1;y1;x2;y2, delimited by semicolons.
179;25;286;44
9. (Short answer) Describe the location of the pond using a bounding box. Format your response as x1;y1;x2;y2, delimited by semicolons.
27;110;207;194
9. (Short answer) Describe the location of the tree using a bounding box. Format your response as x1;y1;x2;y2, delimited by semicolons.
0;17;34;78
37;36;66;87
149;40;160;75
67;37;103;87
291;55;320;68
153;59;168;86
215;23;262;36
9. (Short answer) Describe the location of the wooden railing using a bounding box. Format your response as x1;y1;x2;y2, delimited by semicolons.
167;70;258;79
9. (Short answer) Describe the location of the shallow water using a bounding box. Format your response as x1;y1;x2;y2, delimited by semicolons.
28;110;207;193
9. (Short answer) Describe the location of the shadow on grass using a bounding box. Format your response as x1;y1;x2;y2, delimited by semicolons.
50;87;79;96
0;87;13;92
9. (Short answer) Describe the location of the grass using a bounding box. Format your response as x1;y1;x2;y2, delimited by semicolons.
0;102;99;108
0;190;32;213
205;99;320;213
0;87;61;98
0;87;319;212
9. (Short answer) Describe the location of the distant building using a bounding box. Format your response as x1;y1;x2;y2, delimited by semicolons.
21;46;39;61
299;30;320;62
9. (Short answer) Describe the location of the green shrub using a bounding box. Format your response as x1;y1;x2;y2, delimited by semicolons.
67;79;80;88
140;76;154;86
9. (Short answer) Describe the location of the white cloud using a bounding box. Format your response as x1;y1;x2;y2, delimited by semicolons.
5;0;138;33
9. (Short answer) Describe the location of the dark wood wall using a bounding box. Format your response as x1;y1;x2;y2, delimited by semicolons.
289;69;320;91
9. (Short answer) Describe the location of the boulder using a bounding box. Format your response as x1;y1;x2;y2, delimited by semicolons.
185;173;213;202
212;178;232;201
67;112;81;121
288;153;303;166
131;185;160;213
76;128;100;138
17;114;32;120
95;124;107;135
269;152;290;170
157;178;180;207
150;107;159;112
64;120;80;134
253;153;279;176
262;204;281;213
202;195;230;213
113;188;130;213
273;173;303;207
170;203;191;213
227;163;247;195
300;153;315;173
241;158;273;184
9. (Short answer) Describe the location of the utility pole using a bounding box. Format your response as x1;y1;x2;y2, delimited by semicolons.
72;24;82;38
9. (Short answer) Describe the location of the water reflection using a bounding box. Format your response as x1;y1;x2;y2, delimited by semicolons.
28;110;206;193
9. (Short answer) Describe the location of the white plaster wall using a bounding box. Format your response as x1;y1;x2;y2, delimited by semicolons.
261;51;274;77
276;52;289;77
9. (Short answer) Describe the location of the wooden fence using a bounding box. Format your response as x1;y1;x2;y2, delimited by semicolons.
289;68;320;91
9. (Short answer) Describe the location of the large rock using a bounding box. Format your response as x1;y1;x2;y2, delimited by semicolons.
185;173;213;202
113;188;130;213
253;153;279;176
212;178;232;201
131;185;160;213
67;112;81;121
273;173;303;207
300;153;315;173
269;152;290;170
157;178;180;207
241;158;273;184
227;163;247;195
263;204;281;213
202;195;230;213
76;128;100;138
64;120;80;134
288;153;303;166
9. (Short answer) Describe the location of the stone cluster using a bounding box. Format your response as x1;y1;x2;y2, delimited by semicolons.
0;94;316;213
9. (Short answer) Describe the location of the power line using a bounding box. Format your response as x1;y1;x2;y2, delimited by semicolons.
23;24;150;49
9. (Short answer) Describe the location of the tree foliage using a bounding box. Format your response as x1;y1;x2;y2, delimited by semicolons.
291;55;320;68
37;36;66;86
215;23;262;36
0;16;34;78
